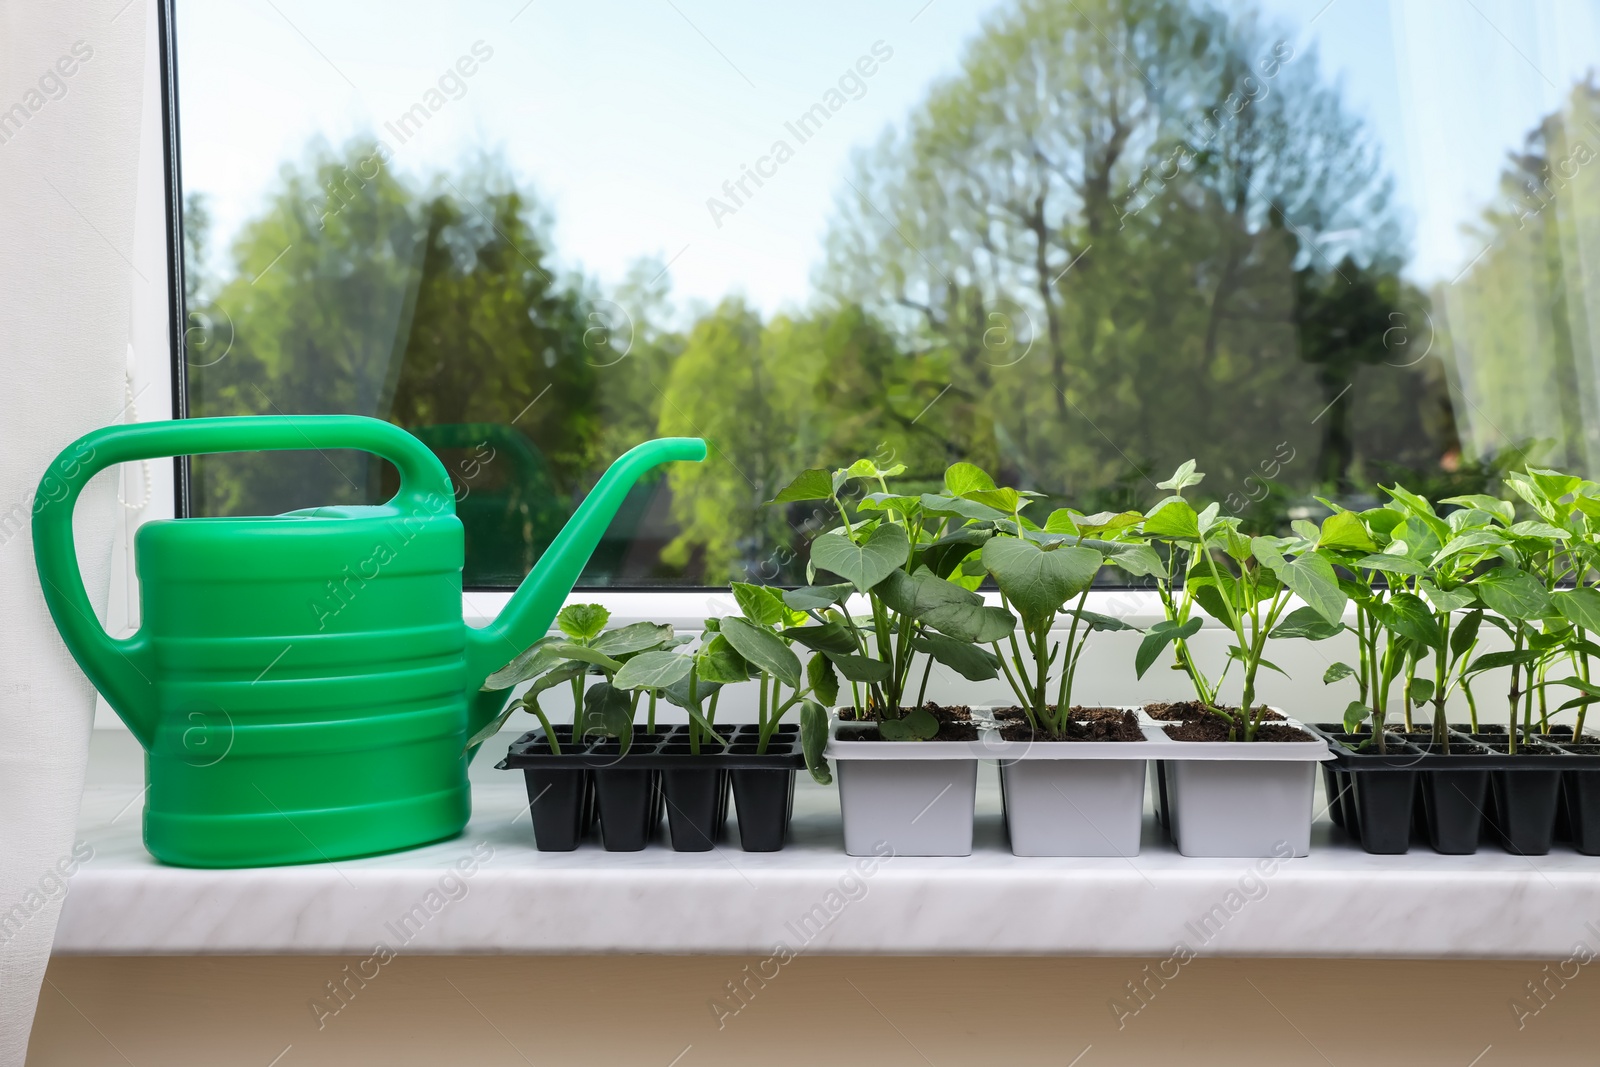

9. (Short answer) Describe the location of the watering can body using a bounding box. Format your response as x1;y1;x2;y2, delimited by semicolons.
33;415;703;867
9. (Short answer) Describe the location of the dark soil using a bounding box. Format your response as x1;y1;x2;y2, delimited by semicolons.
848;704;978;742
1000;709;1144;743
1476;740;1558;756
1144;701;1284;723
1163;718;1315;743
992;705;1130;723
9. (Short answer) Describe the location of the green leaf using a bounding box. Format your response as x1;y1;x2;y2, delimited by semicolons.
466;701;521;750
980;538;1102;631
782;584;854;611
824;653;891;683
1099;541;1163;577
800;700;832;785
807;653;839;707
857;493;924;521
1156;460;1204;492
1551;676;1600;698
590;621;676;657
1431;530;1506;566
1383;483;1450;541
696;634;751;684
719;616;803;688
1342;700;1370;732
1252;538;1347;625
1143;499;1200;540
1271;605;1345;641
578;682;635;753
920;527;994;579
465;662;584;749
1554;587;1600;632
1354;553;1428;576
556;604;611;642
1474;567;1553;622
1227;645;1289;677
966;487;1023;513
944;462;997;497
1529;468;1583;504
878;706;940;741
1066;608;1140;632
1135;617;1202;679
661;673;722;710
550;643;625;673
913;632;1000;681
917;493;1011;523
771;468;833;504
612;650;693;692
1462;648;1545;676
1409;678;1436;705
1373;593;1442;649
811;523;910;594
731;582;789;627
483;636;566;691
1419;581;1474;613
1187;576;1236;625
1075;510;1144;536
1450;610;1482;664
1440;494;1515;525
1362;507;1405;537
1319;511;1376;552
844;457;905;481
1508;520;1570;541
875;569;1016;643
1324;662;1356;684
783;621;859;656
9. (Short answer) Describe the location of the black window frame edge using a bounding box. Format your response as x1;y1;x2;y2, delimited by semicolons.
157;0;190;518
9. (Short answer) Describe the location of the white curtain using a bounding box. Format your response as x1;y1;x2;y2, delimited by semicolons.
0;1;146;1061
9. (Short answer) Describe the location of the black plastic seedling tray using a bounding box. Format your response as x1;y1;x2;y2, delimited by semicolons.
1310;723;1600;856
499;724;805;853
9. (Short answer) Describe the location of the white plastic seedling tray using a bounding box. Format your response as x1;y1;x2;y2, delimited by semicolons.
825;708;1332;762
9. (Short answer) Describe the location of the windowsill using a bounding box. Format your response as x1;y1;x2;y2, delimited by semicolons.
55;728;1600;958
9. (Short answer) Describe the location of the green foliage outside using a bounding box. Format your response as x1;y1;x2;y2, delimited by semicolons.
182;0;1594;587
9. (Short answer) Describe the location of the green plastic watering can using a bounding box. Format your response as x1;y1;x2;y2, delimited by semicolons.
33;415;704;868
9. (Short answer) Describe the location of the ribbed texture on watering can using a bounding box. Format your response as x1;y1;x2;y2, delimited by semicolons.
134;509;474;867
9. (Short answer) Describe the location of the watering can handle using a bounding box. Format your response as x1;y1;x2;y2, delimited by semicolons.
32;416;453;747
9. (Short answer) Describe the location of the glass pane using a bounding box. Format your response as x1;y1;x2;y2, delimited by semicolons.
175;0;1600;587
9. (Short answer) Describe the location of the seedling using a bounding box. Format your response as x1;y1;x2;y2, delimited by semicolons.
468;603;678;753
1136;461;1347;740
767;458;1016;739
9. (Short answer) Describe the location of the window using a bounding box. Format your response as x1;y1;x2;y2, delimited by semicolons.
170;0;1600;589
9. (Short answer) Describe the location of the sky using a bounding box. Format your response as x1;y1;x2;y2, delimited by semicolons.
177;0;1600;315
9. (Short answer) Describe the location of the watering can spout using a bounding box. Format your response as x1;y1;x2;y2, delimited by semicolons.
464;437;705;696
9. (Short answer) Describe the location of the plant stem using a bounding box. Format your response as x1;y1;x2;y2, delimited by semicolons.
1578;634;1591;737
993;641;1031;714
1508;630;1524;755
1055;585;1091;734
532;703;560;755
1433;610;1450;756
688;672;701;756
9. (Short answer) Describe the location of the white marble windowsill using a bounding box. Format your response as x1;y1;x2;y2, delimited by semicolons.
50;729;1600;959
